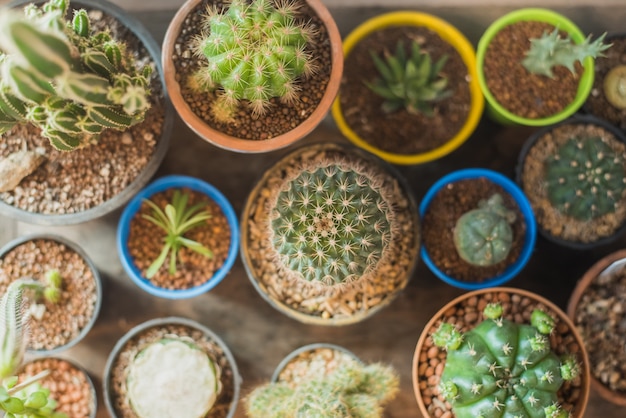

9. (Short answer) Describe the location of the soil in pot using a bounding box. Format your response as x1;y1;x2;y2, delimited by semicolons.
520;123;626;243
483;21;582;119
127;188;231;290
107;323;236;418
421;177;526;283
276;346;359;386
18;358;95;418
339;25;471;155
0;239;98;351
170;0;332;141
0;7;165;215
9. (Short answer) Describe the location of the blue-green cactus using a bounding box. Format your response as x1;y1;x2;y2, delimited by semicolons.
432;303;580;418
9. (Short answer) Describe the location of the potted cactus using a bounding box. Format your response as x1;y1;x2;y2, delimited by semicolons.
331;11;483;165
162;0;342;153
240;142;420;325
0;0;172;225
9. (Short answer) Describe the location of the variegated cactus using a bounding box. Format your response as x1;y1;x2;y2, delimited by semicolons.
0;0;151;151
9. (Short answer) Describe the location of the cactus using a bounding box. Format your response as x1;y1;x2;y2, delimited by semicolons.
126;337;221;418
432;303;580;418
269;157;394;287
544;136;626;220
522;28;610;78
453;193;516;267
365;40;452;116
245;361;399;418
191;0;315;121
603;65;626;109
0;0;152;151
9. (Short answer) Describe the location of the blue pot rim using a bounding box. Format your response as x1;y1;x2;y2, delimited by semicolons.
419;168;537;290
116;175;239;299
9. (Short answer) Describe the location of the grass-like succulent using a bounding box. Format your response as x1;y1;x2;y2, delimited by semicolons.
191;0;316;121
0;0;152;151
432;302;580;418
141;190;213;278
603;65;626;109
522;28;611;78
365;40;452;116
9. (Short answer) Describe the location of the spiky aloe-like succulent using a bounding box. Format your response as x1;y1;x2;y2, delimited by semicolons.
365;40;451;116
0;0;152;151
603;65;626;109
245;361;399;418
453;193;516;267
270;157;394;287
544;135;626;220
432;303;580;418
522;28;610;78
191;0;315;121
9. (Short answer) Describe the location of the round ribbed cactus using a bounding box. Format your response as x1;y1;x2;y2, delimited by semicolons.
269;158;394;287
432;303;580;418
544;136;626;220
453;193;516;267
603;65;626;109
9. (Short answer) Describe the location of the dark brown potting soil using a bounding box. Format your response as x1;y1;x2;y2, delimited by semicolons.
421;178;525;283
127;188;231;290
339;25;471;155
484;21;582;119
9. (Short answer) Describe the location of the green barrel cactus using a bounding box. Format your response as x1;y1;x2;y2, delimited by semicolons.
0;0;152;151
270;158;394;287
432;303;580;418
453;193;516;267
544;136;626;220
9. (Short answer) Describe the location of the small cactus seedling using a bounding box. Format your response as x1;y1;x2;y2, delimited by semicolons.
365;40;452;116
603;65;626;109
191;0;316;121
453;193;516;267
544;136;626;220
522;28;611;78
432;302;580;418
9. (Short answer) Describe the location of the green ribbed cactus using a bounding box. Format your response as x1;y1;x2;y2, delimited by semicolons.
453;194;516;267
544;136;626;220
0;0;151;151
270;158;394;287
432;303;580;418
190;0;315;121
522;28;610;78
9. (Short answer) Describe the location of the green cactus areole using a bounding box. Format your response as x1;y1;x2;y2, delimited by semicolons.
270;158;394;287
432;303;580;418
544;136;626;220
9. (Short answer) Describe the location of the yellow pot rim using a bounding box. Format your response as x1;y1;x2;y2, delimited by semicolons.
331;11;484;165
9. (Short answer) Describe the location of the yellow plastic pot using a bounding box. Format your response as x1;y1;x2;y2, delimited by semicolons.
331;11;484;165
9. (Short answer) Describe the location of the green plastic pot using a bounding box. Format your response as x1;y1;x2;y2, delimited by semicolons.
476;8;595;126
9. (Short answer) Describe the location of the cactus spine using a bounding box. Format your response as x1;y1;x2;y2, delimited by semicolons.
0;0;151;151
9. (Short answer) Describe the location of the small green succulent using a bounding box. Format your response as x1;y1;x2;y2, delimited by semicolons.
365;40;452;116
141;190;213;278
603;65;626;109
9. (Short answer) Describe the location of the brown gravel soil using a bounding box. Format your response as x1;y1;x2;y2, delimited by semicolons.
18;358;96;418
520;122;626;244
275;346;359;386
414;290;588;418
127;188;231;290
484;21;583;119
421;178;526;283
339;25;471;155
170;0;332;141
0;8;165;216
107;323;237;418
0;238;99;352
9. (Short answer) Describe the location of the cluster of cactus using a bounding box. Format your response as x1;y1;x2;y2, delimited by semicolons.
544;135;626;220
522;28;610;78
365;40;452;116
453;193;516;267
432;303;580;418
270;158;394;287
603;65;626;109
191;0;315;121
245;360;399;418
126;337;221;418
0;0;152;151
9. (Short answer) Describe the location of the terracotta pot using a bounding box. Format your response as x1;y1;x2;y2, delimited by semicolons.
162;0;343;153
